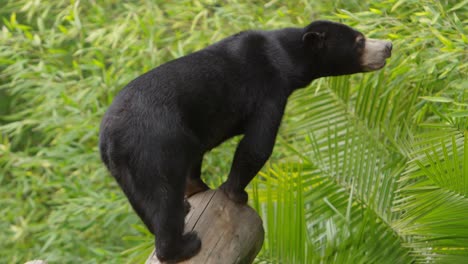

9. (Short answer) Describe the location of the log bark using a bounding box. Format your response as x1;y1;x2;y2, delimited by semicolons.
146;189;264;264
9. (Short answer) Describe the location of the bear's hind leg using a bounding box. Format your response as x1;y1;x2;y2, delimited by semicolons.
118;145;201;262
152;184;201;262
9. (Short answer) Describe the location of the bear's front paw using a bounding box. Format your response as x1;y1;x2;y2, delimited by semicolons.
219;183;248;204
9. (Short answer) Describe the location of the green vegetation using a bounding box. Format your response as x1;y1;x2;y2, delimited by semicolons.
1;0;467;263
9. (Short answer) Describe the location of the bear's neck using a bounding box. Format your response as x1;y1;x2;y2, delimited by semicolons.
272;28;324;92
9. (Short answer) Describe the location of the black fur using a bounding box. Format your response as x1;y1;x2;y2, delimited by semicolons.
99;20;372;262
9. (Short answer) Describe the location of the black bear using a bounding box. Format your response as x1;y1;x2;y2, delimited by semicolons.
99;20;392;262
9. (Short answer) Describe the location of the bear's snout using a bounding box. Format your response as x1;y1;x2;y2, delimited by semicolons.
384;41;393;58
361;38;393;72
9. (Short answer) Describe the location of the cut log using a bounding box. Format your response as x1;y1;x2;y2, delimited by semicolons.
146;189;264;264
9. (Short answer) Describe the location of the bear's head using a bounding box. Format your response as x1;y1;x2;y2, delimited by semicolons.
302;20;392;77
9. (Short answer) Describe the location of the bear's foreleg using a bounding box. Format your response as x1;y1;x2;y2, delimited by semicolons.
220;99;285;203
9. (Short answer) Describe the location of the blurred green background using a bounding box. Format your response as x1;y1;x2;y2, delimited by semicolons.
1;0;467;263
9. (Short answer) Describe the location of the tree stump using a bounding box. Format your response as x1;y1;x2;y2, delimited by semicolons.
146;189;264;264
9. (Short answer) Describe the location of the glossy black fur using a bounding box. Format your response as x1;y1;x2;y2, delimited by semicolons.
99;20;367;262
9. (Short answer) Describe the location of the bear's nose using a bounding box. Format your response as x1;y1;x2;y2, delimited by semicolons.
385;42;393;57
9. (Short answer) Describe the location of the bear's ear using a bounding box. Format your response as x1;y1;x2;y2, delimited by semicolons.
302;32;326;49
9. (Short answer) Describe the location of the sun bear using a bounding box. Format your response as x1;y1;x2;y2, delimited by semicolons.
99;20;392;262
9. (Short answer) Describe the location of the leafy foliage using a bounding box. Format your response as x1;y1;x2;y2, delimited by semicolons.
0;0;467;263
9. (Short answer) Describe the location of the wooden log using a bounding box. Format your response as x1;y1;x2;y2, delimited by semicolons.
146;189;264;264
